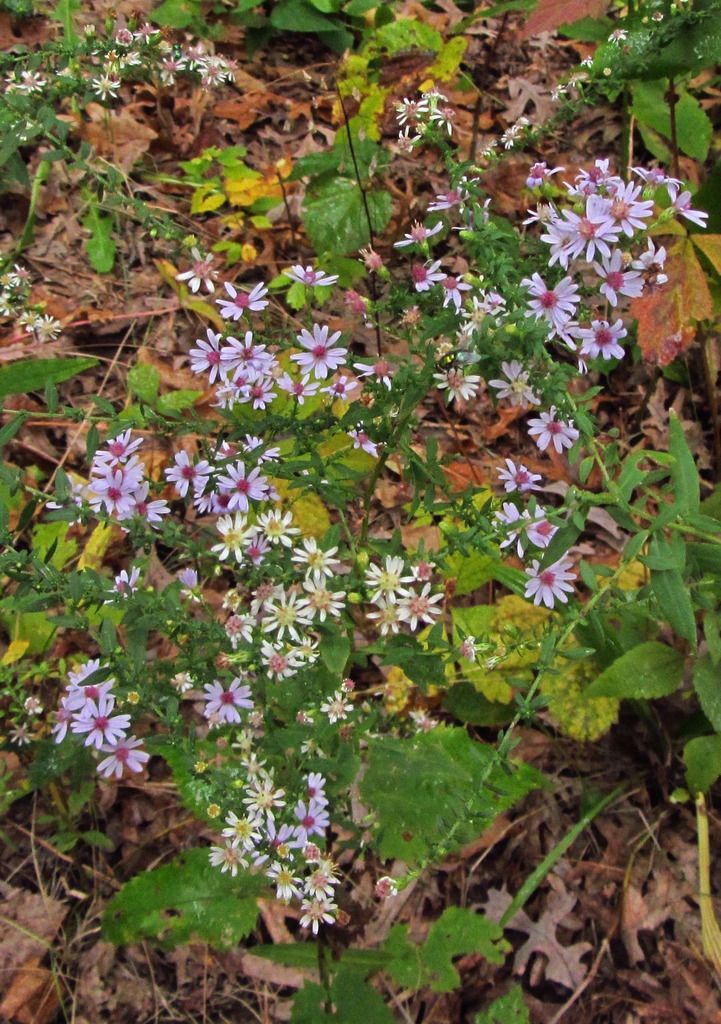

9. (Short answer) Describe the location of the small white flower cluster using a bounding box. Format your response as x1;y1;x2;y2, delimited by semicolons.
395;89;457;150
51;659;149;779
209;515;348;693
209;768;340;932
364;555;443;637
0;264;62;343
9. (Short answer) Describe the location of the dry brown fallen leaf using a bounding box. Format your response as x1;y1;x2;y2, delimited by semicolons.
0;883;67;1023
78;103;158;173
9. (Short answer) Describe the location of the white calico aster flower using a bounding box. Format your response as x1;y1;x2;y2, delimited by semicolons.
176;248;217;293
397;583;443;630
212;512;256;563
434;368;481;403
488;360;540;408
524;556;576;608
365;556;413;604
577;319;627;361
222;811;263;851
411;259;445;292
394;221;443;248
267;861;304;902
367;600;403;636
202;677;253;724
257;509;299;546
299;897;337;934
260;641;303;680
496;458;543;494
522;273;580;336
291;324;346;380
209;841;247;877
297;579;346;622
592;250;644;306
285;265;338;288
527;407;580;453
97;736;150;779
320;691;353;724
291;539;341;584
348;426;379;458
263;591;313;642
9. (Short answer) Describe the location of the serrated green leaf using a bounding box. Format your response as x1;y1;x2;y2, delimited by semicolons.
0;357;97;399
651;568;697;650
303;179;391;256
584;641;684;699
127;363;160;404
102;849;263;949
360;727;543;863
693;654;721;731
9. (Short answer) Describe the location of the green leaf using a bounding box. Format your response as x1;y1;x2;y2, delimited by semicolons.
303;179;391;256
0;411;28;448
32;520;77;570
421;907;508;991
631;81;713;162
668;412;700;513
271;0;340;31
53;0;79;43
320;628;350;674
360;727;543;863
693;654;721;732
83;201;116;273
651;568;697;650
152;0;201;27
475;985;529;1023
127;363;160;404
102;849;263;949
156;389;202;416
585;641;685;699
291;967;394;1023
443;683;514;726
684;734;721;794
0;357;97;399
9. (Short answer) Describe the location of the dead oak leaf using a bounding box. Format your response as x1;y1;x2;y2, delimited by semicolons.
81;104;158;172
622;868;692;964
521;0;608;37
482;883;591;989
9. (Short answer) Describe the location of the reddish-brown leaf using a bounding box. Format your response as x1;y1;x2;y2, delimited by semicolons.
521;0;609;38
629;239;712;365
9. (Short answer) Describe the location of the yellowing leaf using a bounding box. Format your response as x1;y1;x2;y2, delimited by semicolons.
224;173;282;208
79;522;116;570
692;234;721;278
2;640;29;665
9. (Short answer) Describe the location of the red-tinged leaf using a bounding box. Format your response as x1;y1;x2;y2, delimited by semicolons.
629;239;712;365
692;234;721;278
521;0;608;38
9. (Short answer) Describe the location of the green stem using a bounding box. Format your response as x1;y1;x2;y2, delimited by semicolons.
16;160;50;255
499;785;625;927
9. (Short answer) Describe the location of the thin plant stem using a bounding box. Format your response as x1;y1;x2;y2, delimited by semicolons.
335;85;383;356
